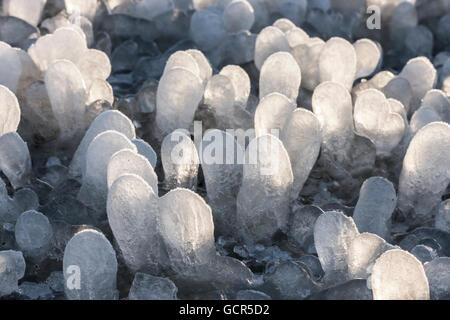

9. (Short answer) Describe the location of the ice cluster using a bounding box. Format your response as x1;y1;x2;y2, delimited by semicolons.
0;0;449;301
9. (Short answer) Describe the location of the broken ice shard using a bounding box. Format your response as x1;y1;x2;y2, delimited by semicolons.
128;273;178;300
15;210;53;261
63;229;118;300
161;130;199;190
352;177;397;240
259;51;301;101
398;122;450;218
371;249;430;300
107;174;165;273
77;130;137;214
236;134;293;245
0;250;25;297
0;132;32;189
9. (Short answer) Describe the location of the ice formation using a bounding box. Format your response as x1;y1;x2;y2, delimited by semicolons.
0;132;32;189
0;250;25;297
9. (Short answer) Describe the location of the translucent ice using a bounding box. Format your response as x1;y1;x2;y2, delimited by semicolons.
371;249;430;300
198;129;243;235
353;39;381;80
203;75;235;127
313;211;359;274
185;49;212;86
287;205;323;253
410;106;441;135
163;51;200;78
155;67;204;140
399;56;437;113
44;59;88;140
352;177;397;240
279;0;307;27
236;289;271;300
280;109;322;198
70;110;136;178
382;77;412;115
411;245;437;264
219;65;250;108
190;7;227;51
259;52;301;101
0;132;32;189
161;130;199;190
421;89;450;123
63;229;118;300
0;179;38;223
0;85;21;136
107;149;158;194
424;257;450;300
319;37;356;91
77;130;137;214
86;79;114;106
0;250;25;297
254;26;290;70
223;0;255;34
435;200;450;233
128;273;178;300
254;93;295;137
2;0;46;27
398;122;450;218
107;174;165;273
236;134;293;245
15;210;53;261
132;139;157;169
75;49;111;91
354;89;405;157
291;38;325;91
64;0;98;21
0;42;22;93
285;27;309;48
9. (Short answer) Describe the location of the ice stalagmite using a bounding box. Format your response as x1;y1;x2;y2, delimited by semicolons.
78;130;137;214
353;39;382;80
281;109;322;199
161;130;199;191
371;249;430;300
398;122;450;219
219;65;250;108
63;229;118;300
107;174;165;273
254;93;295;137
199;129;243;236
0;132;32;189
254;26;290;70
236;134;293;245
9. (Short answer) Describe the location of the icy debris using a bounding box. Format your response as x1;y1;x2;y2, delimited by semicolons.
236;134;293;245
161;130;199;191
236;289;271;300
312;81;354;166
107;174;164;273
259;51;301;101
410;106;442;135
314;211;359;275
132;139;157;169
128;273;178;300
371;249;430;300
199;129;243;236
219;65;250;108
70;110;136;178
0;181;39;224
190;7;227;51
0;42;22;93
411;245;437;264
424;257;450;300
382;77;412;115
421;89;450;123
254;26;290;70
435;200;450;233
155;67;204;140
223;0;255;34
287;205;323;253
77;130;137;214
15;210;53;261
347;233;395;280
63;229;118;300
159;188;216;273
44;59;88;140
353;39;381;80
64;0;98;21
352;177;397;240
263;261;318;299
107;149;158;195
291;38;325;91
0;250;25;297
0;132;32;189
399;56;437;113
28;27;88;73
281;109;322;199
354;89;405;157
0;85;21;136
319;37;356;91
398;122;450;218
19;282;53;300
254;93;295;137
186;49;213;86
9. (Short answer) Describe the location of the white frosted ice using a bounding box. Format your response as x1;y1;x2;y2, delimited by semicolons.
254;26;290;70
0;42;22;93
219;65;250;108
2;0;47;26
132;138;157;169
353;38;381;80
254;92;295;137
223;0;255;33
0;85;21;136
